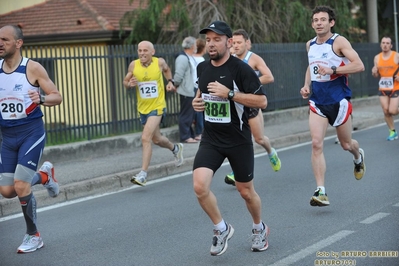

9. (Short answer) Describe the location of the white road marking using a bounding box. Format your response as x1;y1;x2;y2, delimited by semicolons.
0;170;193;223
360;212;390;224
0;121;387;223
268;230;354;266
0;121;395;266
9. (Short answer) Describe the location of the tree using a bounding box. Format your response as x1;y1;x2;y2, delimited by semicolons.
377;0;398;39
119;0;369;44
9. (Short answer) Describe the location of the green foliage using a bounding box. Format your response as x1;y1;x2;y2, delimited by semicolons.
285;1;313;42
376;0;397;40
119;0;394;44
120;1;162;43
121;0;193;44
124;11;162;43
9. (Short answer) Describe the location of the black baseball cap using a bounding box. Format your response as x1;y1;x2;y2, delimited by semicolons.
199;21;232;38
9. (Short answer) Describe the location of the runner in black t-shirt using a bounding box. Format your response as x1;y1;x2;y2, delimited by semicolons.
192;20;270;256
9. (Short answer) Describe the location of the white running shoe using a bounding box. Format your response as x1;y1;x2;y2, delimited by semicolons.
40;161;59;197
131;171;147;186
17;233;44;253
173;143;184;167
210;224;234;256
251;222;270;252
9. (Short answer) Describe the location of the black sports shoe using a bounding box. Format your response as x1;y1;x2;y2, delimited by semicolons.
310;188;330;207
224;172;235;186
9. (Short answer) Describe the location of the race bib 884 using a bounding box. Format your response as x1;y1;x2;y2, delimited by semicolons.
202;93;231;123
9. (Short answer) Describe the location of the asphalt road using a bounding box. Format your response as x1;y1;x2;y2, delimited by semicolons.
1;123;398;266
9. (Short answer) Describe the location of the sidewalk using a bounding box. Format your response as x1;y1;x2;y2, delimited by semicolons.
0;96;385;216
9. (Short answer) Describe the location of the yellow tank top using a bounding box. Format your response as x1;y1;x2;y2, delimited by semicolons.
377;51;399;91
133;57;166;114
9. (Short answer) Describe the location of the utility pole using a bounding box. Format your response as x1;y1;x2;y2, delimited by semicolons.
394;0;398;51
367;0;379;43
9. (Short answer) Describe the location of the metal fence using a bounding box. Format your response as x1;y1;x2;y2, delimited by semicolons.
22;42;381;145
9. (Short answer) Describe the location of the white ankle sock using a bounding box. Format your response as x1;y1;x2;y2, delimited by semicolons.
253;221;264;231
268;149;275;157
139;170;147;177
214;220;226;232
317;186;325;194
354;156;362;164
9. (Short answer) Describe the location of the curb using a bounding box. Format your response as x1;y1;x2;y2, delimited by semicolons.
0;117;383;217
41;96;379;164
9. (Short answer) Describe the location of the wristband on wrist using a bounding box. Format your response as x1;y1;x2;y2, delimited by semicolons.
331;66;337;75
39;95;45;105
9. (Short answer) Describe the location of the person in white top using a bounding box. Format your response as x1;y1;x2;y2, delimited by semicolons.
0;25;62;253
173;36;198;143
192;38;206;140
224;29;281;186
300;6;365;207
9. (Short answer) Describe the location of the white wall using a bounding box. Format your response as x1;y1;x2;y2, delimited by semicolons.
0;0;46;15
